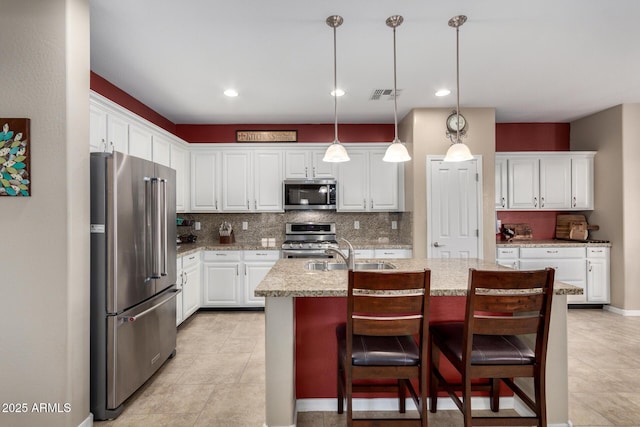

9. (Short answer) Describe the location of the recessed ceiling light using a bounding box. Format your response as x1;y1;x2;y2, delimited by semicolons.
331;89;345;97
435;89;451;97
224;89;239;97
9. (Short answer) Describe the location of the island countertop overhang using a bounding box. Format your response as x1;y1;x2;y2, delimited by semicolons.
254;258;582;298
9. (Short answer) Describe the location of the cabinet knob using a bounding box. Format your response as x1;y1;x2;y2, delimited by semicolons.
305;167;308;178
501;197;505;208
573;196;577;208
312;166;316;177
534;197;538;207
541;197;545;208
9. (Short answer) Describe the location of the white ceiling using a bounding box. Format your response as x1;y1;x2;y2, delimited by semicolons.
90;0;640;125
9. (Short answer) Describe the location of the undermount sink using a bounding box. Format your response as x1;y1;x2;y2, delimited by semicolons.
304;261;397;271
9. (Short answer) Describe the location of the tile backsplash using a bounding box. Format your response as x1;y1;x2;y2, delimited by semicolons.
177;211;412;247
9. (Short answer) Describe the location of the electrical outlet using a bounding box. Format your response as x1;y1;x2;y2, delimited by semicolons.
354;220;360;230
242;221;248;230
391;220;397;230
194;222;201;231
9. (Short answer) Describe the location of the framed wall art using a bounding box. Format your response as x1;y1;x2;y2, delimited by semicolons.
0;118;30;196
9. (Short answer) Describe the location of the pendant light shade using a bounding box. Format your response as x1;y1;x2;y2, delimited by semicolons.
383;15;411;163
323;15;349;163
443;15;473;162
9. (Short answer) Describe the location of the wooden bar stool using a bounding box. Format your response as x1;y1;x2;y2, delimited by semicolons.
336;269;431;427
429;268;555;427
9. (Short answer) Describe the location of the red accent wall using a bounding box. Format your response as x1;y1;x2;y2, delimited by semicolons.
175;123;393;143
295;296;495;399
496;123;569;152
90;72;176;134
495;123;571;240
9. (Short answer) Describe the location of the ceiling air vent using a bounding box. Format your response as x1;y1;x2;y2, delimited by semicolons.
369;89;402;101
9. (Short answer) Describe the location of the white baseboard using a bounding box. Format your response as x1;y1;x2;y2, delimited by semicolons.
297;398;572;427
604;305;640;316
78;413;93;427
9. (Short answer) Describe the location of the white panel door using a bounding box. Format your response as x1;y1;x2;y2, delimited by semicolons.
571;156;594;210
244;262;271;306
170;144;188;212
312;151;336;178
202;263;241;306
107;114;129;154
428;158;480;259
89;104;107;152
284;151;309;179
539;156;571;209
495;156;507;209
152;134;172;167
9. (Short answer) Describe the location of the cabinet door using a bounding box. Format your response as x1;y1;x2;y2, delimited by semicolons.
539;156;571;209
89;104;107;153
182;261;201;319
107;114;129;154
312;151;336;178
128;124;153;161
190;152;219;212
337;151;368;211
369;151;399;211
152;134;172;167
284;151;310;179
495;157;507;209
170;144;189;213
202;262;241;306
507;157;539;209
572;156;594;210
222;151;251;211
176;258;184;326
244;262;271;306
254;150;283;211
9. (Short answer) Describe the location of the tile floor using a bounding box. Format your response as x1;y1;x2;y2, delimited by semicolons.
95;308;640;427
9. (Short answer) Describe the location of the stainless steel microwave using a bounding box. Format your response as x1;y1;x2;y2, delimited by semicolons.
283;179;337;210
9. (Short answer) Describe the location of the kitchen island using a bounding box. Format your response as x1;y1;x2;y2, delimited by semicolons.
255;258;580;427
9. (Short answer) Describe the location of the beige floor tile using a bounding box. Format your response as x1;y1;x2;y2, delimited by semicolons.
177;352;251;385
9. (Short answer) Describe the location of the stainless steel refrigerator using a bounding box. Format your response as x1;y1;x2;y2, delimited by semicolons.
90;151;178;420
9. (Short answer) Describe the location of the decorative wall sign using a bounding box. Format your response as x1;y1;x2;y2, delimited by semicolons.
0;118;30;196
236;130;297;143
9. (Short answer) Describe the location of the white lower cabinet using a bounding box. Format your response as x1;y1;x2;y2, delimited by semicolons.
496;245;610;305
586;247;610;303
177;253;201;325
346;248;412;259
201;250;279;308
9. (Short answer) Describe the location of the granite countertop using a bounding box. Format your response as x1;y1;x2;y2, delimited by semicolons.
496;239;612;248
254;258;581;298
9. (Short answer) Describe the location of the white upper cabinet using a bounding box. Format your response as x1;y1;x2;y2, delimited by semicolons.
571;155;594;210
170;144;189;213
284;149;335;179
152;134;172;167
539;156;571;209
495;156;508;210
128;124;153;161
507;156;539;209
502;152;595;211
190;151;219;212
90;103;128;154
222;150;283;212
337;148;401;212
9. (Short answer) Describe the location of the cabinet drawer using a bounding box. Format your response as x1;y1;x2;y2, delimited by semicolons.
182;253;200;268
203;250;242;261
519;259;586;282
244;250;280;261
496;248;519;259
374;249;412;259
520;247;585;259
587;247;609;258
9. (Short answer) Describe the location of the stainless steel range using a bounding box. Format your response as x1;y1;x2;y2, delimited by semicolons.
281;222;339;258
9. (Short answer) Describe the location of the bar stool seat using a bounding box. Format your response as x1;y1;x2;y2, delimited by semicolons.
337;323;420;366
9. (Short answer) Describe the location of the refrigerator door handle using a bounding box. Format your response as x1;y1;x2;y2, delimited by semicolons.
160;178;168;277
119;289;180;323
148;177;164;279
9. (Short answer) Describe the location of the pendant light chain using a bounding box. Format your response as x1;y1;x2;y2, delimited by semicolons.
455;22;460;144
393;24;399;142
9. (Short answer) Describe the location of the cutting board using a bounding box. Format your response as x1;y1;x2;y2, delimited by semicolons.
555;214;599;240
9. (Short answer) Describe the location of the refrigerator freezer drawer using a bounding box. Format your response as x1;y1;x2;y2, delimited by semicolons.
107;287;179;409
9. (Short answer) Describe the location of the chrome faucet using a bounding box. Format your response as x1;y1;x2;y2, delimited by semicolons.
325;238;355;270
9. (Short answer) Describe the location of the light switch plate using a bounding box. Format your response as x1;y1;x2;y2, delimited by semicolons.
194;222;201;231
391;221;397;230
354;221;360;230
242;221;248;230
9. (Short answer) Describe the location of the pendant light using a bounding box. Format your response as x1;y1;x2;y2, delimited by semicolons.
444;15;473;162
383;15;411;163
323;15;350;163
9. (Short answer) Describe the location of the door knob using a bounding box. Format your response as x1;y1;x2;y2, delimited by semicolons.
433;242;445;247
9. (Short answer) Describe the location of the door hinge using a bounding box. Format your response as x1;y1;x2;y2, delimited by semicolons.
476;229;479;237
475;173;479;182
